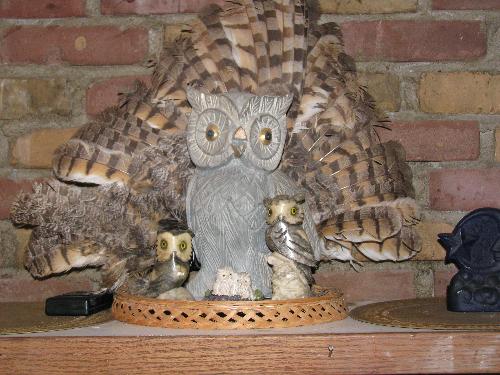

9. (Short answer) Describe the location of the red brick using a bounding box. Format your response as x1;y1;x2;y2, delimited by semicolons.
0;276;92;302
318;0;417;14
101;0;179;15
314;270;416;303
433;0;500;10
11;128;79;168
419;72;500;114
101;0;225;14
0;179;40;220
0;0;85;18
430;169;500;211
341;21;486;62
179;0;226;12
86;75;151;116
0;26;148;65
378;121;479;161
414;221;451;261
433;269;457;297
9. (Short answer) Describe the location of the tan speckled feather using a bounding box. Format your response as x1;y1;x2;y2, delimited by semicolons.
220;1;258;91
263;1;283;84
190;5;241;91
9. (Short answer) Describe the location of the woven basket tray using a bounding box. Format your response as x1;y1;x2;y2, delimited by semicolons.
112;286;347;329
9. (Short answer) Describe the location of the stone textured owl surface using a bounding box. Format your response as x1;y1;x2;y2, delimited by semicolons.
185;90;308;297
11;0;422;298
267;252;311;300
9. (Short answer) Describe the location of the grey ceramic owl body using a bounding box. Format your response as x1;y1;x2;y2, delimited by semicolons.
184;89;321;299
187;163;304;297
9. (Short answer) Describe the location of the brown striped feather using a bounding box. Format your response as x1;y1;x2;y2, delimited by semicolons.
279;0;295;90
246;0;271;88
320;206;402;243
263;1;283;83
278;1;421;262
290;2;306;96
333;177;408;210
219;1;258;92
94;110;168;147
357;226;421;261
194;4;241;90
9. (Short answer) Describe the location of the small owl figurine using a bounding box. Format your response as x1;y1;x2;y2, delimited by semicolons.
264;194;316;300
128;219;199;298
211;267;254;300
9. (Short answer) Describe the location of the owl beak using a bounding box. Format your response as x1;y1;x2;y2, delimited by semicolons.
232;127;247;157
233;127;247;140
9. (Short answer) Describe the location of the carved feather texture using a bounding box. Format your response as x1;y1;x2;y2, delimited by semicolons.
11;0;421;291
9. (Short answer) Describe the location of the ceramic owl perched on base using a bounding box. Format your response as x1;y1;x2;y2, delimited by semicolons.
11;0;422;298
265;194;316;299
126;219;198;298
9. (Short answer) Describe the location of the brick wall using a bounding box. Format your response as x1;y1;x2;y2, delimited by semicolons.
0;0;498;302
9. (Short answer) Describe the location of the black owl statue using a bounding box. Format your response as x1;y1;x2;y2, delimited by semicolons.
438;208;500;312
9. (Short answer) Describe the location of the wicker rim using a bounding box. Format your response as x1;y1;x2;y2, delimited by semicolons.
112;286;348;330
118;288;341;308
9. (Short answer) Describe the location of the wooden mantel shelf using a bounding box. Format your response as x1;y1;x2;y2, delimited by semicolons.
1;314;499;374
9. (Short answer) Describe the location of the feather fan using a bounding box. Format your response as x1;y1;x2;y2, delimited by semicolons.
11;0;421;293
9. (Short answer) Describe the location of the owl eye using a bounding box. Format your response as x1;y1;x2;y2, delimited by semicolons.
206;123;220;141
178;240;188;251
250;114;282;162
267;208;272;217
290;207;298;216
259;128;273;145
160;239;168;250
194;109;231;159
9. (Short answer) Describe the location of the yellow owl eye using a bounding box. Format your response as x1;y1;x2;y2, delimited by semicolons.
258;128;273;145
206;123;220;141
290;207;298;216
160;239;168;249
267;208;272;217
178;240;188;251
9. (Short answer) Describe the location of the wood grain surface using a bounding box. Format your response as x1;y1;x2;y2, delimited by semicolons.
1;332;499;374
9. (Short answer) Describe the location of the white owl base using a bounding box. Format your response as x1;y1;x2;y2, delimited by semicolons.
267;253;312;300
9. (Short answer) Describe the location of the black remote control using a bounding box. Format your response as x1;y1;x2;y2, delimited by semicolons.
45;291;113;316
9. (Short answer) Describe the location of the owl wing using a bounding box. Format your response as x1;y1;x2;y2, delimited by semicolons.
267;221;316;267
279;19;421;262
12;54;193;286
10;178;158;288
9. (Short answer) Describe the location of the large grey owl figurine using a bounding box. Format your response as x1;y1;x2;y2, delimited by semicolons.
185;88;320;298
